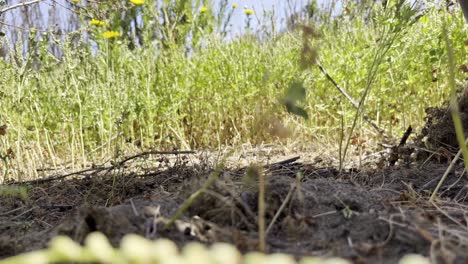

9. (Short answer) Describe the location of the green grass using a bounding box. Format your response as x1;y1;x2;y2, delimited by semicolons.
0;4;466;181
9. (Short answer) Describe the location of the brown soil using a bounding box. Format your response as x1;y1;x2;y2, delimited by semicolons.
1;149;468;263
1;91;468;263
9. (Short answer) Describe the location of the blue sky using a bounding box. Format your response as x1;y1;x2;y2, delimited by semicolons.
221;0;316;33
1;0;326;36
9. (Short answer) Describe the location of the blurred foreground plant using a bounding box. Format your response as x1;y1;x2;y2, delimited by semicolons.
0;232;431;264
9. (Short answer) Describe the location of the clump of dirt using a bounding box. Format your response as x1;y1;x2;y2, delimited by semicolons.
1;147;468;263
419;86;468;153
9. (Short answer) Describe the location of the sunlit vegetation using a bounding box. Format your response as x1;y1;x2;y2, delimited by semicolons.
0;0;466;180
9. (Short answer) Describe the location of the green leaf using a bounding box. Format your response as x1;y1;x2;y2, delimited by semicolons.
284;102;309;119
281;81;308;119
284;81;306;102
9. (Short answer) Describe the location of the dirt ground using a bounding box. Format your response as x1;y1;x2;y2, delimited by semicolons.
2;95;468;263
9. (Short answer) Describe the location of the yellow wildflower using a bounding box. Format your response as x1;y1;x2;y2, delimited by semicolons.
129;0;144;5
200;6;208;13
232;3;238;8
103;31;120;39
89;19;107;27
243;9;254;16
71;0;79;3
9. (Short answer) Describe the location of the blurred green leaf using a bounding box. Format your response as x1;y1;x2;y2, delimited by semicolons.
285;103;309;119
284;81;306;102
281;81;308;119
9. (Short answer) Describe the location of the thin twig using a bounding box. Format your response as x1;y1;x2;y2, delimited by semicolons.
429;137;468;202
204;190;256;230
430;201;466;229
38;204;74;211
0;0;45;14
8;150;195;185
258;166;266;253
265;156;300;168
316;62;385;136
117;150;195;165
130;198;139;217
224;188;258;223
265;184;295;236
0;206;25;216
10;206;38;220
87;132;124;156
10;166;109;185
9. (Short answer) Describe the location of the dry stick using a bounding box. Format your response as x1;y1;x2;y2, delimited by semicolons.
87;132;124;156
204;190;256;230
389;126;413;166
129;198;139;217
266;156;300;168
117;150;195;165
429;137;468;202
258;167;266;253
0;206;25;216
10;150;195;185
430;201;466;229
10;166;108;185
0;0;45;14
224;187;258;223
316;62;385;136
265;184;295;236
10;206;39;220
